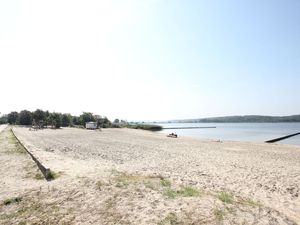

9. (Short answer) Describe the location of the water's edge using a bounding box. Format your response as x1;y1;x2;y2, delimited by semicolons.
158;123;300;146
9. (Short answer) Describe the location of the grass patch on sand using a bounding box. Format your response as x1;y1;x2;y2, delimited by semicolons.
3;197;22;206
47;170;62;180
124;124;163;131
239;198;262;207
213;208;226;221
217;192;233;204
96;181;105;190
34;172;44;180
6;129;26;154
158;213;178;225
1;196;74;225
112;171;201;199
112;171;169;190
160;178;171;187
164;186;201;199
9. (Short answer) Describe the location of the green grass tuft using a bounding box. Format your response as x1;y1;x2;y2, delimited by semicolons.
163;186;200;199
160;178;171;187
47;170;62;180
163;189;177;199
125;124;162;131
218;192;233;204
177;186;200;197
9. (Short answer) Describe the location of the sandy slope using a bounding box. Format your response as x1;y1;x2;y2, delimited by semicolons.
1;127;299;224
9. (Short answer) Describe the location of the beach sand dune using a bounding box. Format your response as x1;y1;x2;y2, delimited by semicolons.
1;126;299;224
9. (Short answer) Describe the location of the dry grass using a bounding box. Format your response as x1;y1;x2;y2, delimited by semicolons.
158;213;178;225
163;186;201;199
3;197;22;206
213;208;226;221
3;129;26;154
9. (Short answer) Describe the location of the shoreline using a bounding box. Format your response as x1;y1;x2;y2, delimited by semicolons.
158;123;300;147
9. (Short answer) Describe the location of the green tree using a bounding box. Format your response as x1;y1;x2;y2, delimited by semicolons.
71;116;80;126
7;111;18;124
48;112;62;129
0;114;7;124
19;110;32;125
79;112;95;126
32;109;46;127
98;117;111;128
61;113;71;127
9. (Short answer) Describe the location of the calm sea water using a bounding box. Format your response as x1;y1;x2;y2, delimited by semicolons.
158;123;300;146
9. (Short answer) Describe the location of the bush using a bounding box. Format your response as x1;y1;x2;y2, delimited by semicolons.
126;124;162;131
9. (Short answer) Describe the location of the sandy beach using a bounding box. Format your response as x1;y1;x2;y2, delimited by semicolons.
1;126;299;224
0;124;7;133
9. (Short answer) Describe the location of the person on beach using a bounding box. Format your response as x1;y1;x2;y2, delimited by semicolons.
167;133;178;138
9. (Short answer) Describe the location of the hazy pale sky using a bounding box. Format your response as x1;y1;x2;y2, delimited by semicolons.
1;0;299;121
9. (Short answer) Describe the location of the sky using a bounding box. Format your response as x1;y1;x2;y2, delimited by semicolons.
0;0;299;121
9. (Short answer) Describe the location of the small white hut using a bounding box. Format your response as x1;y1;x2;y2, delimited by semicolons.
85;122;97;129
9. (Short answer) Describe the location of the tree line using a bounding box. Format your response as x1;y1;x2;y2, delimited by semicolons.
0;109;112;128
172;115;300;123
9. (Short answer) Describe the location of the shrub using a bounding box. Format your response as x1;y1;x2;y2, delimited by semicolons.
126;124;162;131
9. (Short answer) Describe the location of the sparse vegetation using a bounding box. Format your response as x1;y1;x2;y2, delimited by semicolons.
177;186;200;197
163;188;177;199
47;170;62;180
163;186;200;199
218;192;233;204
112;171;201;200
160;178;171;187
35;172;44;180
213;208;225;220
125;124;163;131
240;198;262;207
3;197;22;205
113;171;164;188
158;213;178;225
7;129;26;154
96;181;104;190
0;195;74;225
144;181;156;190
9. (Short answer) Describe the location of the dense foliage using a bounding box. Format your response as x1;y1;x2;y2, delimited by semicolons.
0;110;162;131
0;110;112;129
0;115;7;124
19;110;32;125
125;124;163;131
7;112;18;124
112;123;162;131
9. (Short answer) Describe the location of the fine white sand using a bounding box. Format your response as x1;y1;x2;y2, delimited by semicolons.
1;126;299;224
0;124;7;133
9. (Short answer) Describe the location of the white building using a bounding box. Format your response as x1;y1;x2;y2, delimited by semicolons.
85;122;97;129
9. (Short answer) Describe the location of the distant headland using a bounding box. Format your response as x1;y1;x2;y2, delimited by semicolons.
164;115;300;123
